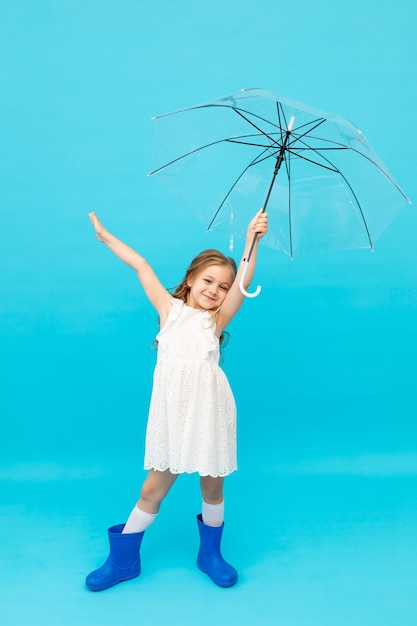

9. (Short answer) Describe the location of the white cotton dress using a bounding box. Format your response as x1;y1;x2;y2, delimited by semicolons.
144;298;237;478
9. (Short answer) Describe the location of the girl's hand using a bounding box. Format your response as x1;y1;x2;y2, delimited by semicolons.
89;212;109;243
247;209;268;240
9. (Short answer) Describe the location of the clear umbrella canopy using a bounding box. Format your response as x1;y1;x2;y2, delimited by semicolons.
149;88;411;257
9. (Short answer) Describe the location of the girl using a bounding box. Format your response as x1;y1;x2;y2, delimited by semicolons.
86;209;268;591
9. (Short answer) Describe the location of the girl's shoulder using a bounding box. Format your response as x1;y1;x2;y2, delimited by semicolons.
159;297;178;328
159;296;180;329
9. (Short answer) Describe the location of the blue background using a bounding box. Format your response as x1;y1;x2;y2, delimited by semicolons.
1;1;416;624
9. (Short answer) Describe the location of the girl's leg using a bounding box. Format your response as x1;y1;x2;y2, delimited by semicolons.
123;469;178;533
86;469;178;591
200;475;224;527
138;468;179;513
196;475;237;587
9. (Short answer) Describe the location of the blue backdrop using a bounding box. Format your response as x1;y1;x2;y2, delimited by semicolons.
1;1;416;625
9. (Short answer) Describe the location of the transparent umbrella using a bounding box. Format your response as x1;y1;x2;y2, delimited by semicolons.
149;88;411;296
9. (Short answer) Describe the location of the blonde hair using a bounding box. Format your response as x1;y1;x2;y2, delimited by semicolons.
172;249;237;303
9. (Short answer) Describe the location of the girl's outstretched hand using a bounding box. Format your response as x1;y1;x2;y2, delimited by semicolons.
247;209;268;240
89;212;109;243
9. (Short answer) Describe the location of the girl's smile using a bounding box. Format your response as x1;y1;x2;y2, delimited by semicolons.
186;264;234;310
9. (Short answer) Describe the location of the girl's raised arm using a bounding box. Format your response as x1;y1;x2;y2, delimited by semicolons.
216;209;268;333
89;212;172;315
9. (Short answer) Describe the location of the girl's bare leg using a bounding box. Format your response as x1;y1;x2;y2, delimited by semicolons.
137;468;179;514
200;475;224;504
200;476;225;527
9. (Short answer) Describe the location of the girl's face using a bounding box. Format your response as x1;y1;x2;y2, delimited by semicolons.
187;264;235;310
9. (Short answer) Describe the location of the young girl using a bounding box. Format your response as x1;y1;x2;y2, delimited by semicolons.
86;209;268;591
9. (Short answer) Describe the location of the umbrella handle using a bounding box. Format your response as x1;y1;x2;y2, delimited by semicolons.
239;259;262;298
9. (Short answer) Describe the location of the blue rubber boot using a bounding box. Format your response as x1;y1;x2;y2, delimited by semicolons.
196;514;238;587
86;524;144;592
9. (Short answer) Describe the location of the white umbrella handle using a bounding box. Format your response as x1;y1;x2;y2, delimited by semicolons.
239;259;262;298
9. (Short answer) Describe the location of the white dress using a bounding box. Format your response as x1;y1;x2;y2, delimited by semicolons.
144;298;237;477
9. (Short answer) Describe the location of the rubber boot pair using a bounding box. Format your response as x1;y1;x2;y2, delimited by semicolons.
85;524;144;592
86;515;238;591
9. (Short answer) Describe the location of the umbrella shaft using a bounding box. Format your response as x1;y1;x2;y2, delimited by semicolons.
263;155;282;212
245;231;259;263
263;129;291;213
246;128;292;263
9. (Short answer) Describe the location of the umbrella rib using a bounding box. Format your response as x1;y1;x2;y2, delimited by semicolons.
292;132;409;201
206;147;274;232
286;148;340;173
202;103;284;133
148;138;225;175
287;118;327;149
288;134;351;170
276;100;328;143
153;103;283;134
232;108;281;148
149;126;282;176
292;147;348;151
154;102;285;151
226;137;278;150
286;147;374;248
293;133;350;149
308;140;410;202
148;133;272;175
290;132;409;202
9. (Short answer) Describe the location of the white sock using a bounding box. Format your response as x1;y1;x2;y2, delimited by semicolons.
122;505;157;534
202;499;224;527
